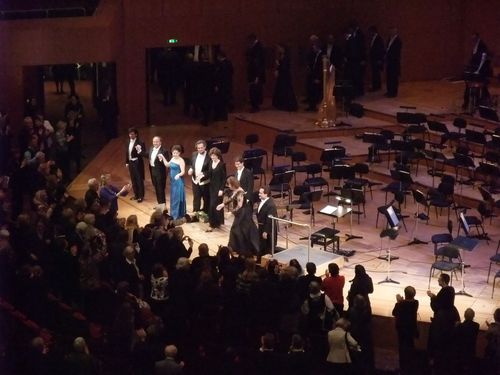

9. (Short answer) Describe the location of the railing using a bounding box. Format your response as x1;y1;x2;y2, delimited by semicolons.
268;214;312;262
0;7;89;20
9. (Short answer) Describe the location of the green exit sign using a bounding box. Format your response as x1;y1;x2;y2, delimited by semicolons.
168;39;178;44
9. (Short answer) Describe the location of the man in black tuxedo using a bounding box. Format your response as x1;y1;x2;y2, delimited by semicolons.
463;33;491;110
368;26;385;92
213;50;234;121
187;139;210;213
246;33;266;112
125;128;146;202
385;26;402;98
345;21;366;97
234;155;253;203
148;136;170;211
306;41;323;111
256;186;278;257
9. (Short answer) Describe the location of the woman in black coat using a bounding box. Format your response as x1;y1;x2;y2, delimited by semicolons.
205;147;226;231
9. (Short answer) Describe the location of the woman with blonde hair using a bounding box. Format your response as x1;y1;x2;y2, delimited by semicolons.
326;318;361;374
125;214;140;244
98;173;130;216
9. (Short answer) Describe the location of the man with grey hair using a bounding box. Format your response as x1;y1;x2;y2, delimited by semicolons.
84;177;100;210
155;344;184;374
148;136;170;211
65;336;99;373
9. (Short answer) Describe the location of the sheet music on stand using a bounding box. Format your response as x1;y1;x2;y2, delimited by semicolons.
320;205;337;215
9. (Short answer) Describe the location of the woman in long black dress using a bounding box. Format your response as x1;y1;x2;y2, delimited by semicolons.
272;44;298;111
218;177;259;255
205;147;226;231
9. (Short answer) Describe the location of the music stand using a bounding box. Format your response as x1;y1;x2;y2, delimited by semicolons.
269;170;294;203
409;189;429;245
329;164;355;190
452;215;479;297
321;147;347;171
424;149;448;187
378;207;400;284
338;189;364;241
363;132;387;163
303;190;323;226
479;106;499;122
427;120;449;143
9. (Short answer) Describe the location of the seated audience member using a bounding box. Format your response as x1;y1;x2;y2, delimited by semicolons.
190;242;217;281
254;332;284;375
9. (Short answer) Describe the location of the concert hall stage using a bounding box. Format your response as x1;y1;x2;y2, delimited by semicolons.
68;80;498;361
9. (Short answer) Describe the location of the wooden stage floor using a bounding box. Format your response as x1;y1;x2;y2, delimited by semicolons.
68;80;499;336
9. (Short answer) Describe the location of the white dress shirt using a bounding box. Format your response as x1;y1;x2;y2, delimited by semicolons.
150;147;160;167
193;152;207;184
128;139;137;161
258;197;269;213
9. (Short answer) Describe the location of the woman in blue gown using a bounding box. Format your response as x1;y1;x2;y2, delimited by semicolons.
158;145;186;220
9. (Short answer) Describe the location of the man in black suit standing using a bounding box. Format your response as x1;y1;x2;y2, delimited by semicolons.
234;155;253;203
345;21;366;97
246;33;266;112
385;26;402;98
125;128;146;202
368;26;385;92
187;139;210;214
256;186;278;258
306;40;323;111
148;136;169;211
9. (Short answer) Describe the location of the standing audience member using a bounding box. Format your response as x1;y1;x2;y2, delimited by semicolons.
392;285;419;375
427;273;460;373
454;307;479;375
246;33;266;112
347;264;374;313
485;308;500;375
98;173;130;217
187;140;210;215
84;178;100;211
385;26;402;98
326;318;360;375
125;128;146;203
297;262;322;301
155;344;184;375
148;136;170;211
322;262;345;315
368;26;385;92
